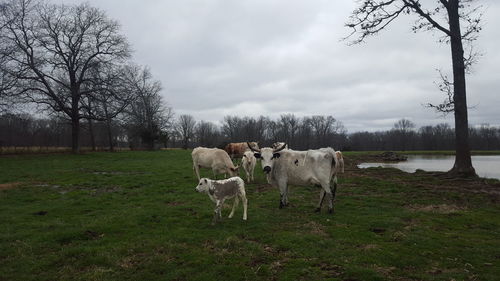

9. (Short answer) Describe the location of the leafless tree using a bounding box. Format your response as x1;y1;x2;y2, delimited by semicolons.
176;114;196;149
195;120;220;147
345;0;482;176
0;0;130;153
122;65;173;150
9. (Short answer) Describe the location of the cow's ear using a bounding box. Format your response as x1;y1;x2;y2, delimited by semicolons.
273;153;281;159
254;153;261;159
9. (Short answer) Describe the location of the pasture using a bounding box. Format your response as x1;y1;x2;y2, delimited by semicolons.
0;150;499;281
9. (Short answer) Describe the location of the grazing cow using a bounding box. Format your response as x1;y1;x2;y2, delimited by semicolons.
192;147;239;180
335;151;345;173
248;142;339;213
272;142;288;150
195;177;248;224
224;142;259;159
242;150;257;183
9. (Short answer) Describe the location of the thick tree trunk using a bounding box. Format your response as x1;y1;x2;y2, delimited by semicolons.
87;118;96;151
70;88;81;154
106;119;114;152
103;103;114;152
447;0;476;177
71;116;80;154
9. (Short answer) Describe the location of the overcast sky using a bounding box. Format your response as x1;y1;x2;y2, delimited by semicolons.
65;0;500;132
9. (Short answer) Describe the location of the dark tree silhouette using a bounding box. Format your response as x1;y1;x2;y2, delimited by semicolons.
345;0;482;177
0;0;130;153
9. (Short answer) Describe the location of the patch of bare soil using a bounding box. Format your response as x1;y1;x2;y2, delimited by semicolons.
253;184;274;193
358;244;379;250
407;204;466;214
304;221;328;236
0;182;22;191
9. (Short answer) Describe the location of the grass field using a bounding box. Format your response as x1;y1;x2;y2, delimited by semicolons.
1;150;499;281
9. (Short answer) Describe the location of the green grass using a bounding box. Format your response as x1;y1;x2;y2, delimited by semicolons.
1;150;499;281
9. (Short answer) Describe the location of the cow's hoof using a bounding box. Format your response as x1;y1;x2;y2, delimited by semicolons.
328;208;334;214
314;207;321;213
279;202;284;209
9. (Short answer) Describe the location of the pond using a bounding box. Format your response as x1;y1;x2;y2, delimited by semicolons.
358;155;500;180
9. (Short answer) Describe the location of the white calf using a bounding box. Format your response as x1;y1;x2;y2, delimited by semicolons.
195;177;248;224
242;150;256;183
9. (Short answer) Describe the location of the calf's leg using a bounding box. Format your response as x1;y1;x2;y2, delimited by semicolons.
228;196;239;218
242;194;248;220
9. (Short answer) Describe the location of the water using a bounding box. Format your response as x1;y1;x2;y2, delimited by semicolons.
358;155;500;180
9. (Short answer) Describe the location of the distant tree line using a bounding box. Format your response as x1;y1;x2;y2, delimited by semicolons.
2;113;500;152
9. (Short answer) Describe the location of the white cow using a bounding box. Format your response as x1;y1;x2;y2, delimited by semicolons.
195;177;248;224
192;147;239;180
248;142;339;213
272;142;288;150
241;150;257;183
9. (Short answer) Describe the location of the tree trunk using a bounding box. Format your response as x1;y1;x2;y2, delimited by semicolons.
87;118;96;151
70;88;81;154
106;119;114;152
447;0;476;177
71;116;80;154
103;102;114;152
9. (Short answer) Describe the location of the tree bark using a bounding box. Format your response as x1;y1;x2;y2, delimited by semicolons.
87;118;96;151
447;0;476;177
103;102;114;152
71;116;80;154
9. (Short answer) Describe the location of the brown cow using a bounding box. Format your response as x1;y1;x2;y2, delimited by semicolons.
224;142;259;159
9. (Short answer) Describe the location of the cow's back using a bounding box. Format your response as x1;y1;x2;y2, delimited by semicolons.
192;147;220;167
271;149;335;186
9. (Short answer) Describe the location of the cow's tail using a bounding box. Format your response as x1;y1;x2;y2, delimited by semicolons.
324;147;338;182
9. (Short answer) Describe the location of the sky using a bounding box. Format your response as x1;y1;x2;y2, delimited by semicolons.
64;0;500;132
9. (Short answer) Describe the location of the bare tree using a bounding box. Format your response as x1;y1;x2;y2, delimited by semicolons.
176;114;196;149
0;0;130;153
392;118;416;150
195;120;220;147
345;0;482;176
122;65;173;150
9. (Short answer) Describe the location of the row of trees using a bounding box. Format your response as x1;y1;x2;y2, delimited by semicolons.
2;113;500;152
0;0;172;152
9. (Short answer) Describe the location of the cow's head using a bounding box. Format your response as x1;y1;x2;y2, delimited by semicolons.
247;142;286;174
196;178;211;193
228;165;239;177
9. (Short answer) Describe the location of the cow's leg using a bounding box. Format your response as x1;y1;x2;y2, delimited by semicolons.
245;169;250;183
213;199;223;224
228;196;239;218
320;182;334;214
278;182;287;209
242;193;248;220
194;164;201;180
284;185;290;206
331;176;338;211
315;189;326;212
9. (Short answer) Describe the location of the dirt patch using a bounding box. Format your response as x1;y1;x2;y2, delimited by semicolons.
165;201;184;206
304;221;328;236
0;182;22;191
373;265;397;276
407;204;466;214
358;244;378;250
253;184;274;193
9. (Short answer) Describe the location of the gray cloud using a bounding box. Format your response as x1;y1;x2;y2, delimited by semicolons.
65;0;500;131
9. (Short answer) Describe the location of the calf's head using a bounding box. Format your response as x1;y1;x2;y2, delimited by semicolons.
195;178;211;193
247;142;286;174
